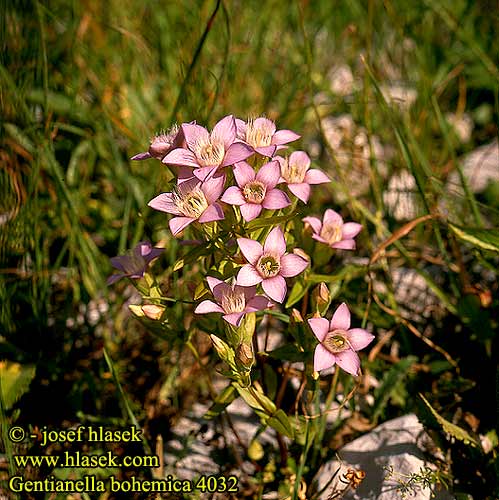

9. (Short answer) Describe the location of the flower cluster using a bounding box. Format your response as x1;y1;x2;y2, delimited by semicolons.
110;114;372;377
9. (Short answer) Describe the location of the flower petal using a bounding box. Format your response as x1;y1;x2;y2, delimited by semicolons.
245;295;269;312
131;152;152;161
193;165;217;181
288;183;311;203
334;349;360;376
198;203;224;223
235;118;246;139
308;317;330;342
148;193;181;215
237;264;263;286
330;302;351;331
280;253;308;277
201;174;225;203
272;129;300;145
162;148;200;168
169;216;195;236
222;142;253;167
302;216;322;234
221;186;245;205
240;203;262;221
223;312;245;326
206;276;225;297
304;169;330;184
177;166;195;184
211;115;236;149
262;275;287;303
323;209;343;226
237;238;263;265
107;273;126;285
262;189;290;210
263;226;286;256
195;300;225;315
331;240;356;250
255;145;277;157
314;344;336;372
182;123;209;152
345;328;375;351
233;161;255;187
341;222;362;239
289;151;310;170
256;160;281;188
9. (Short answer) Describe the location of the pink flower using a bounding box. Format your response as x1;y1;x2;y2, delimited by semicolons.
221;161;290;222
236;227;309;303
194;277;270;326
107;241;163;285
235;117;300;157
303;209;362;250
162;115;253;180
148;176;225;236
131;124;184;161
308;303;374;375
275;151;330;203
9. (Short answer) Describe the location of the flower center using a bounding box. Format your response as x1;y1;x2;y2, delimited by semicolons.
246;119;274;148
323;331;350;354
243;181;267;204
221;288;246;314
256;253;280;278
194;139;225;167
173;186;209;218
320;221;343;245
281;158;307;183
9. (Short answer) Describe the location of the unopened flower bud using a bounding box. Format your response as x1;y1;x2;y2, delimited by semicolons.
236;342;254;368
210;335;234;366
312;282;330;310
291;308;304;323
141;304;165;320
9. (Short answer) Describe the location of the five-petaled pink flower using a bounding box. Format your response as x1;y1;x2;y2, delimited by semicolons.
275;151;330;203
236;227;309;303
148;176;225;236
194;277;270;326
221;161;290;222
308;303;374;375
303;209;362;250
107;241;163;285
235;117;300;157
162;115;253;181
131;124;184;161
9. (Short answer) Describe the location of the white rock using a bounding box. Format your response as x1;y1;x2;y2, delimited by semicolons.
314;414;454;500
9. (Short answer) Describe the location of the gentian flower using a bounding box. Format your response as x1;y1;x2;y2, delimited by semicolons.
308;303;374;375
162;115;253;181
221;161;290;222
131;124;184;161
275;151;330;203
107;242;163;285
148;176;225;236
235;117;300;157
194;277;270;326
236;227;309;303
303;209;362;250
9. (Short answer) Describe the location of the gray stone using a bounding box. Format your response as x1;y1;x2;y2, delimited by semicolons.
314;414;454;500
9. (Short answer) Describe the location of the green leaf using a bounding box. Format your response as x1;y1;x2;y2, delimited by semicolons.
372;356;417;423
449;223;499;253
246;212;298;231
285;279;309;308
204;385;237;420
0;361;36;410
268;409;294;439
268;344;305;363
248;439;265;461
420;393;480;448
